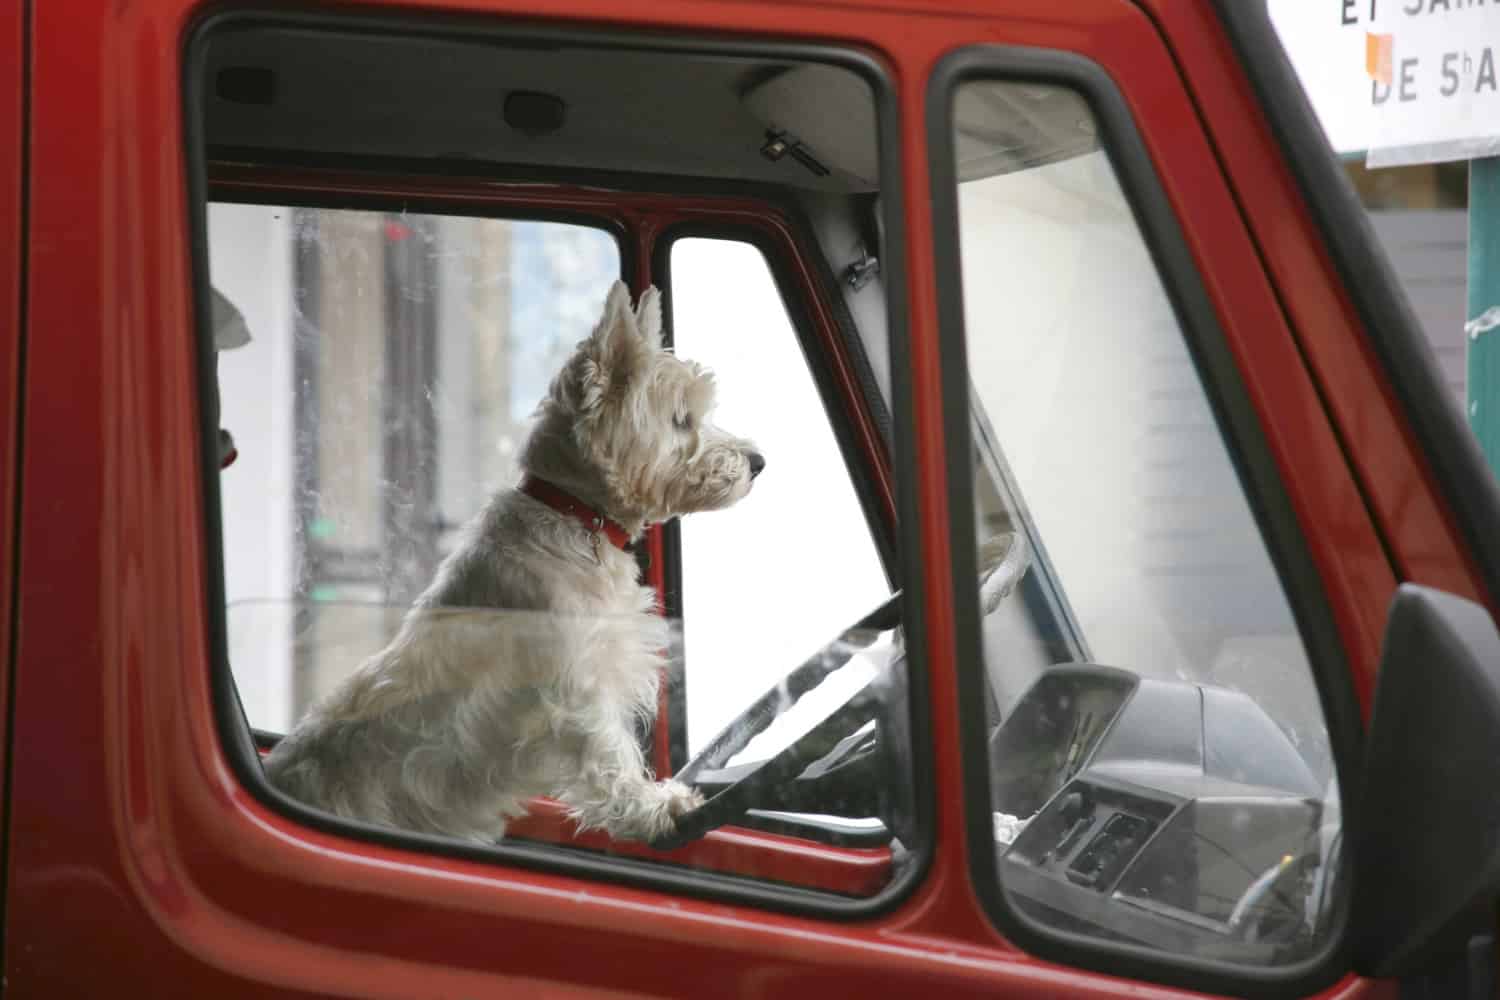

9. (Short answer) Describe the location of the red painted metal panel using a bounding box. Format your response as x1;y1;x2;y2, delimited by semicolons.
0;0;23;945
3;0;1409;996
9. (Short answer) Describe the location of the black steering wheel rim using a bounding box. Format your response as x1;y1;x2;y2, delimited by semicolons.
649;591;904;850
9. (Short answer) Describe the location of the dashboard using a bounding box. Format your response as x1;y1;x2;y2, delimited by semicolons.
990;666;1337;963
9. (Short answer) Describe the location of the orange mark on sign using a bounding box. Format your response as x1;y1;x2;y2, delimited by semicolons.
1367;33;1394;85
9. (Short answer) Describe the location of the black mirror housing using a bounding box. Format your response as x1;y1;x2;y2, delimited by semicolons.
1353;584;1500;978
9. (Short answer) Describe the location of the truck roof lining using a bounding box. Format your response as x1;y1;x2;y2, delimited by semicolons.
202;26;881;193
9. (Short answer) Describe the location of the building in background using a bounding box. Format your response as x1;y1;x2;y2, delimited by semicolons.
1346;161;1470;409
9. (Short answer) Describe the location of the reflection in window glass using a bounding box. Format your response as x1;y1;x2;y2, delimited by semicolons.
209;205;618;732
950;80;1341;966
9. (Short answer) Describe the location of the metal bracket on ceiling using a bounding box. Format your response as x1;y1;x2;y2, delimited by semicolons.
844;245;880;292
760;129;830;179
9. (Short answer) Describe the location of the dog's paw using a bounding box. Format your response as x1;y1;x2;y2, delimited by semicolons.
660;779;705;818
638;780;703;844
641;780;706;850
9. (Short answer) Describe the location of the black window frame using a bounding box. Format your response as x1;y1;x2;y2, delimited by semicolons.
926;45;1365;997
186;7;930;920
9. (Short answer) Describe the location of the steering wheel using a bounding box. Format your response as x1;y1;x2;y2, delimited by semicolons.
650;530;1030;850
649;591;906;851
1227;825;1339;946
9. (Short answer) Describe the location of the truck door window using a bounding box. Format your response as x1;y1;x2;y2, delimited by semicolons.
938;74;1344;976
212;204;620;734
197;18;919;909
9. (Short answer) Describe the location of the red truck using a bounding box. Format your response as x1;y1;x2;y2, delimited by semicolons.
5;0;1500;997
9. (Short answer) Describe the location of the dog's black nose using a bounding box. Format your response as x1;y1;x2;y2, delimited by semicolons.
747;451;766;479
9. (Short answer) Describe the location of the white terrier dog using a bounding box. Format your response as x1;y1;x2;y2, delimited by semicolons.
264;282;764;844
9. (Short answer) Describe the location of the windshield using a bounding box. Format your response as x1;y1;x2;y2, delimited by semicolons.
957;130;1326;779
946;73;1344;969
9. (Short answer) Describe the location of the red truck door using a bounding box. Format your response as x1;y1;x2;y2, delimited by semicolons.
7;0;1500;997
0;1;22;912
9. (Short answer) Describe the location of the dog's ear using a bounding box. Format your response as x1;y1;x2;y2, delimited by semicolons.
634;286;663;350
602;279;632;317
559;282;642;418
589;280;646;372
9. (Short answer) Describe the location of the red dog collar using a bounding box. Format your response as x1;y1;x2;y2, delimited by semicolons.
519;476;631;553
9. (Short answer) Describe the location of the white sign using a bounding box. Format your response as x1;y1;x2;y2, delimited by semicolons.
1269;0;1500;166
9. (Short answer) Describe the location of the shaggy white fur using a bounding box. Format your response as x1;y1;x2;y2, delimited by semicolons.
264;282;763;844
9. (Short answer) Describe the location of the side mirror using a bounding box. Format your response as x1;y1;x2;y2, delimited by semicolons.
1352;584;1500;978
